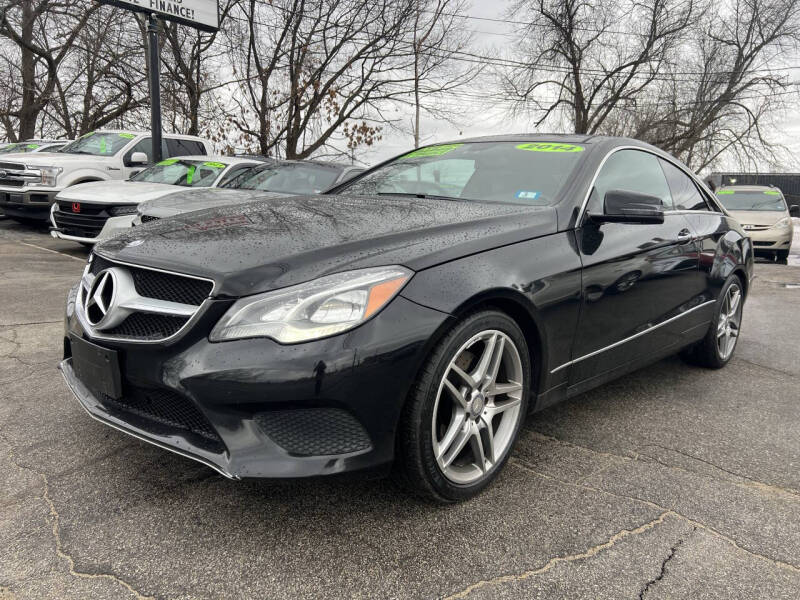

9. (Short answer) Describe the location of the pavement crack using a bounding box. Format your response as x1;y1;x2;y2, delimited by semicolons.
0;320;62;327
510;458;800;574
444;512;672;599
638;529;694;600
0;432;154;600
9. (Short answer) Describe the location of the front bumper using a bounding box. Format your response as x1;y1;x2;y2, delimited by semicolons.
50;203;135;244
746;227;793;252
0;187;58;220
61;291;452;479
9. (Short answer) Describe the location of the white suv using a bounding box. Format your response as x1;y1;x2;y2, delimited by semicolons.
0;130;212;222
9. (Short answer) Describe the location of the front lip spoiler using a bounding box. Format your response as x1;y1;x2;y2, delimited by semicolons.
58;358;238;480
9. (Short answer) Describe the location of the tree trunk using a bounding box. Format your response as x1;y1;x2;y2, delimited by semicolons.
17;0;37;140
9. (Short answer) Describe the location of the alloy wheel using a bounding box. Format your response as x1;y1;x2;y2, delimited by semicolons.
717;283;742;361
431;330;524;485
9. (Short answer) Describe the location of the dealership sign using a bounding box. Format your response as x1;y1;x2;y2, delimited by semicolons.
98;0;219;32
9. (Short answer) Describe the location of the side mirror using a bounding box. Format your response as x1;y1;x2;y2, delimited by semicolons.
589;189;665;224
129;151;149;165
790;204;799;218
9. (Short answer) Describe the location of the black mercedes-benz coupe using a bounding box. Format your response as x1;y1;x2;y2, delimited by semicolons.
59;135;753;502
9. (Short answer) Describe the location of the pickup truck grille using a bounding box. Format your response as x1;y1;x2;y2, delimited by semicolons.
0;161;24;171
0;162;29;187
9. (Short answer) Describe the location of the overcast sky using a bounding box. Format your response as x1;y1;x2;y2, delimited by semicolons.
370;0;800;174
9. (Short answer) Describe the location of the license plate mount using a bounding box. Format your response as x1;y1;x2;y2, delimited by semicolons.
70;335;122;400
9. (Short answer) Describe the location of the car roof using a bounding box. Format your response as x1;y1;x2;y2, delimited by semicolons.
716;184;781;193
164;155;258;165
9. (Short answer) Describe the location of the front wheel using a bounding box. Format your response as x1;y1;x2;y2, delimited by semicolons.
681;275;744;369
395;310;531;502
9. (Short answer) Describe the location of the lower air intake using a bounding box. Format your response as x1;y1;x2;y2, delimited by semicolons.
255;408;372;456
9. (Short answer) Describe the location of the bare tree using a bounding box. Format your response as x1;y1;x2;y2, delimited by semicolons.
0;0;102;140
502;0;693;134
629;0;800;170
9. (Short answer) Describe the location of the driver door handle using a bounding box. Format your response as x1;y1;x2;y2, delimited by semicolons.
677;228;693;242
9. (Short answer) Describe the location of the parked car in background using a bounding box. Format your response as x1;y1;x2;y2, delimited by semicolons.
50;156;260;244
60;135;752;502
715;185;799;261
0;130;212;223
0;139;70;154
133;160;364;224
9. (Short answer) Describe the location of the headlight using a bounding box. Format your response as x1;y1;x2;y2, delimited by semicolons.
32;165;62;187
772;217;791;230
210;266;412;343
109;204;138;216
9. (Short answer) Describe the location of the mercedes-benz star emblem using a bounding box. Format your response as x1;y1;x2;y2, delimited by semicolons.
84;269;117;328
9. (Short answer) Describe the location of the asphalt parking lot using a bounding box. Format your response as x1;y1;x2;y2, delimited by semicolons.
1;218;799;600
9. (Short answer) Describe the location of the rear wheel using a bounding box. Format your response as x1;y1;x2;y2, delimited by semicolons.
681;275;744;369
395;310;530;502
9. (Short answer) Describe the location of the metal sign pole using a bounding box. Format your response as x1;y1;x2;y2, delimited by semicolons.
147;13;163;163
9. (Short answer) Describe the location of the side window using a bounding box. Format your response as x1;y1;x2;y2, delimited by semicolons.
124;138;153;165
166;138;208;157
589;149;673;213
659;159;709;211
217;165;248;186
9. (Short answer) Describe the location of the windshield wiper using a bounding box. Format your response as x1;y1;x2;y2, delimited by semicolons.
376;192;461;202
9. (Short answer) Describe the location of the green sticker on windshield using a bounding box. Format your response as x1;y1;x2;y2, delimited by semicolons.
516;143;584;153
118;133;136;139
716;190;734;195
186;165;196;184
203;161;225;168
402;144;462;158
764;190;781;195
99;137;107;153
26;144;39;149
158;158;178;165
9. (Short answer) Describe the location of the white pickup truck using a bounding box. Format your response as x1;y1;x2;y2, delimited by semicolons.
0;130;212;222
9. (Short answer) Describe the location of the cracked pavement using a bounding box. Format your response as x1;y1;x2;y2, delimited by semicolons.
1;219;799;599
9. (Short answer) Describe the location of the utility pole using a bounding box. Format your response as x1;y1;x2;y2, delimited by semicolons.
147;13;163;162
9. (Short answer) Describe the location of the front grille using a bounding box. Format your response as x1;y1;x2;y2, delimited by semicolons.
105;313;190;339
141;215;160;223
82;255;213;342
100;386;224;452
0;161;24;171
753;241;774;247
255;409;373;456
53;211;107;238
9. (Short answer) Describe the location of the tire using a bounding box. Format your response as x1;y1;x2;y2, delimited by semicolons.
394;310;531;503
776;249;789;262
681;275;744;369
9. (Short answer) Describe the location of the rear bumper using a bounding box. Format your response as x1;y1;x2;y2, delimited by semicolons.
0;188;58;220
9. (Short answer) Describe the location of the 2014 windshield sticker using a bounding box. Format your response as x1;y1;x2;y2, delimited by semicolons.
203;161;226;168
717;190;735;195
515;191;541;200
118;133;136;139
158;158;179;165
516;143;584;153
764;190;781;195
402;144;462;158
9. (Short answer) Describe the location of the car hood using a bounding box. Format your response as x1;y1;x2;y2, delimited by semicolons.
57;181;185;204
139;188;287;217
96;194;557;297
3;152;117;167
727;210;787;226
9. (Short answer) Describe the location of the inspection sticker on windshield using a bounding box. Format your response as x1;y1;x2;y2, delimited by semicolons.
402;144;462;158
515;190;541;200
516;143;584;153
158;158;179;165
118;133;136;139
764;190;781;195
203;161;226;168
717;190;735;194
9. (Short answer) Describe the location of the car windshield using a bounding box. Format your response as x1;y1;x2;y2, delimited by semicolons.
220;163;340;194
335;141;587;205
716;190;787;211
0;142;46;154
58;132;136;156
130;159;227;187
